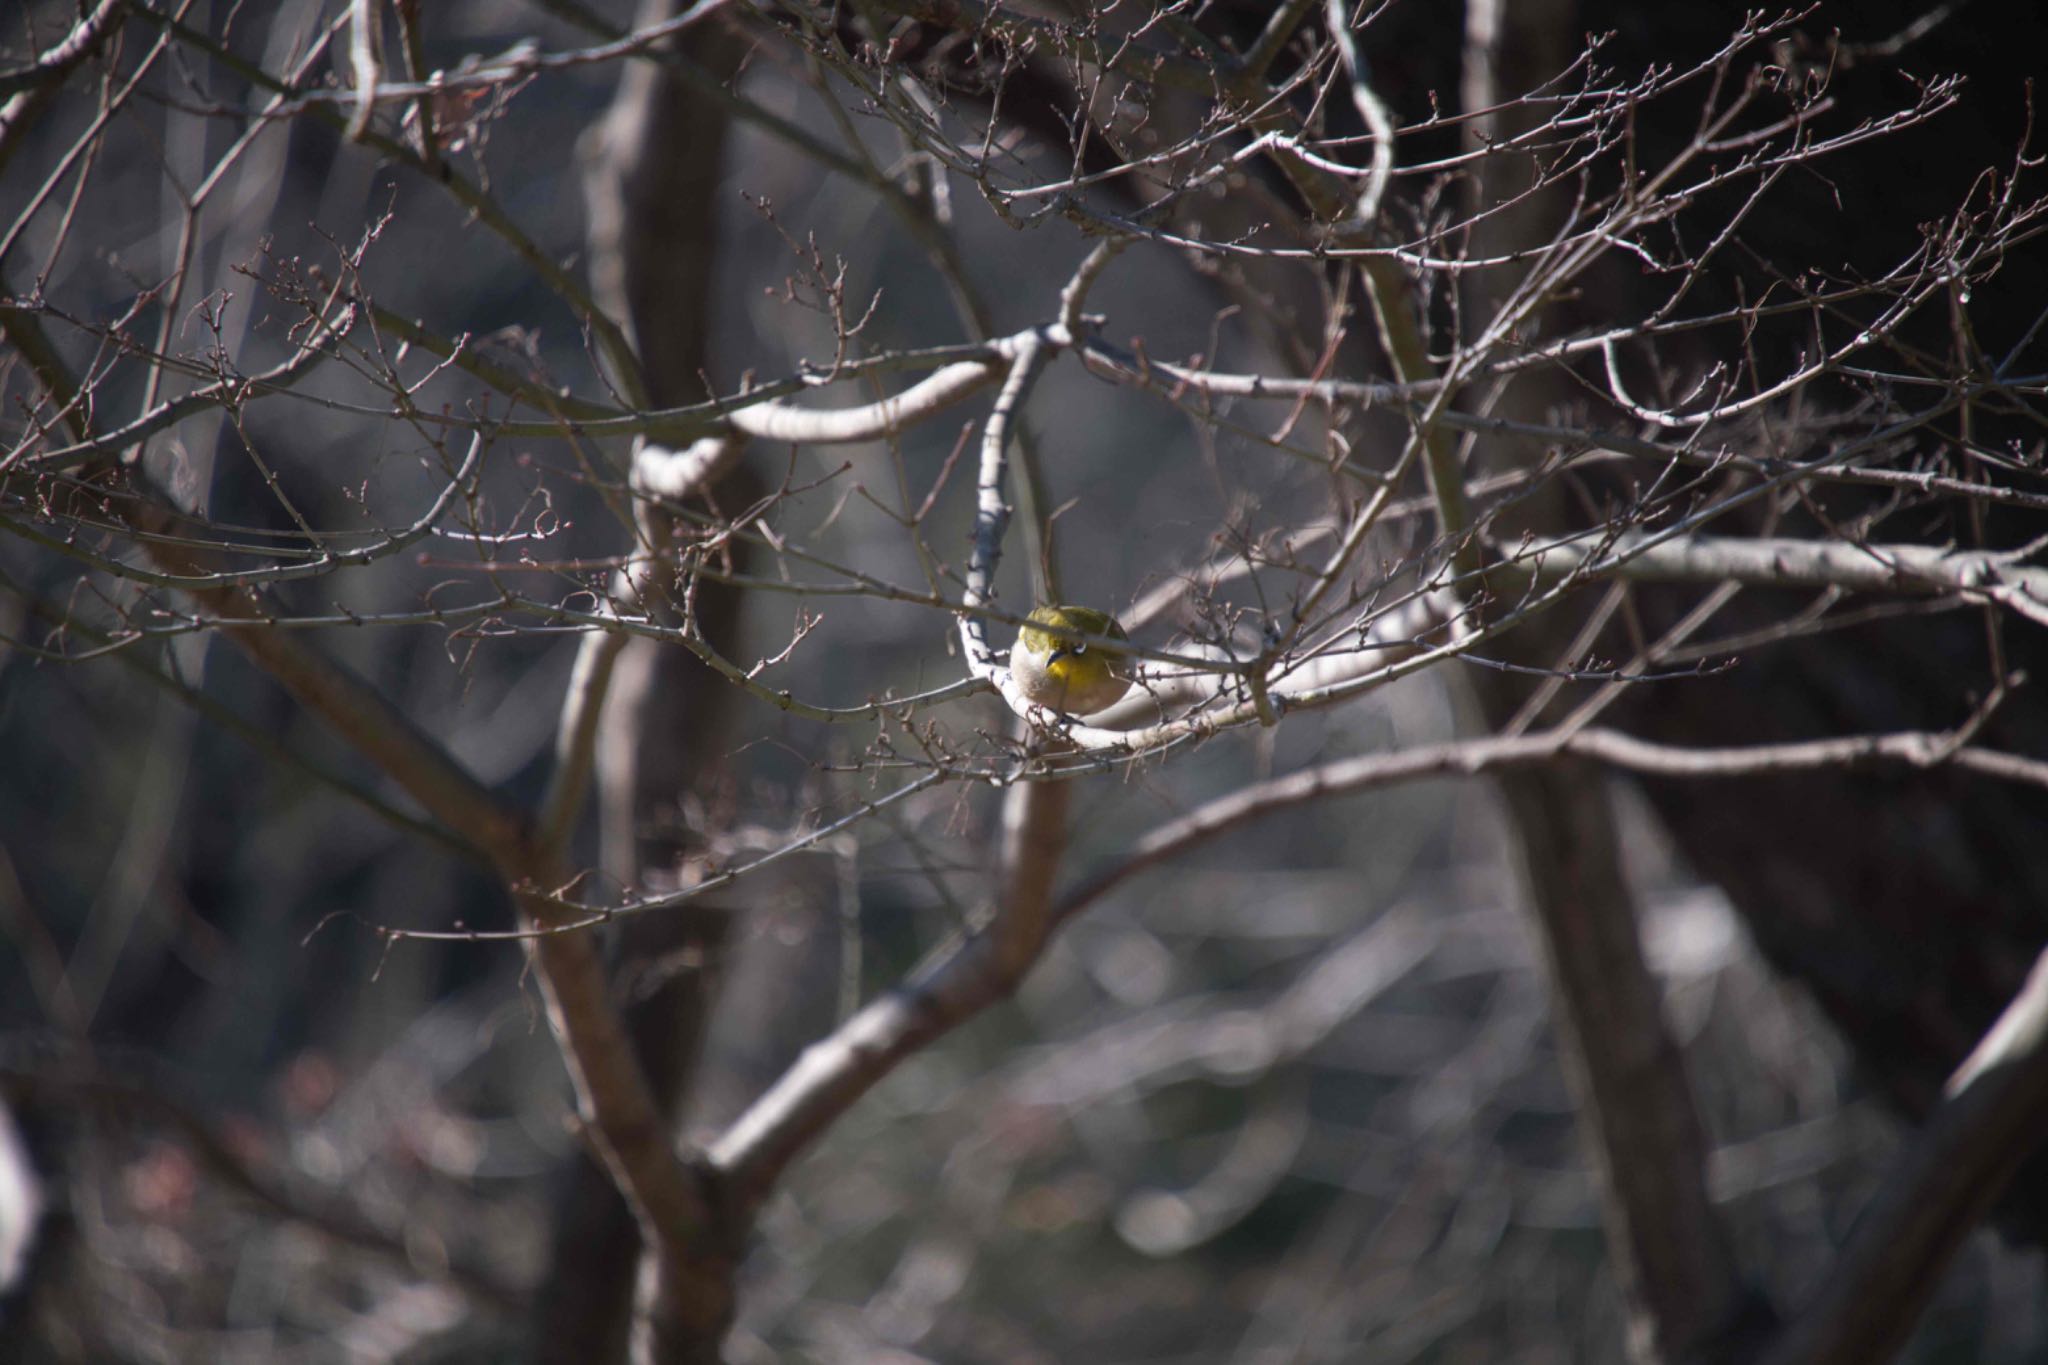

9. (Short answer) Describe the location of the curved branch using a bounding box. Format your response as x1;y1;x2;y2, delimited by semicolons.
724;359;1001;443
1759;947;2048;1365
709;771;1070;1214
704;716;2048;1222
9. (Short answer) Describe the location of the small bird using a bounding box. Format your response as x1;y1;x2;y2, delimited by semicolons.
1010;604;1134;716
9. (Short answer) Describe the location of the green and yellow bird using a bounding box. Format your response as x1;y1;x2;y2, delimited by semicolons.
1010;604;1134;716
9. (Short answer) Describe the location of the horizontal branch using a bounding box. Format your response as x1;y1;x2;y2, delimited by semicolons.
1057;724;2048;921
12;300;342;473
1083;340;2048;515
18;330;1038;464
1520;533;2048;625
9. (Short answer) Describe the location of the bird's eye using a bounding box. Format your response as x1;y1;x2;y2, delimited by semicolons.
1073;642;1088;655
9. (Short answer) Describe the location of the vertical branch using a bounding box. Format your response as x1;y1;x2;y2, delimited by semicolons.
1484;769;1753;1363
345;0;383;142
1322;0;1394;229
542;618;630;860
549;5;753;1359
7;14;742;1355
961;324;1072;979
391;0;440;174
711;321;1073;1213
959;332;1052;677
1323;7;1753;1358
111;462;734;1352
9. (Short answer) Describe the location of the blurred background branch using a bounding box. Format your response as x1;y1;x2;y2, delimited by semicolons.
4;1;2047;1362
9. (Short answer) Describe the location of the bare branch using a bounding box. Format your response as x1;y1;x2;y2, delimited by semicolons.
1760;946;2048;1365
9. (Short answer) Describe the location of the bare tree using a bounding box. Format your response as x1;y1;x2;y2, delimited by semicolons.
3;1;2047;1362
